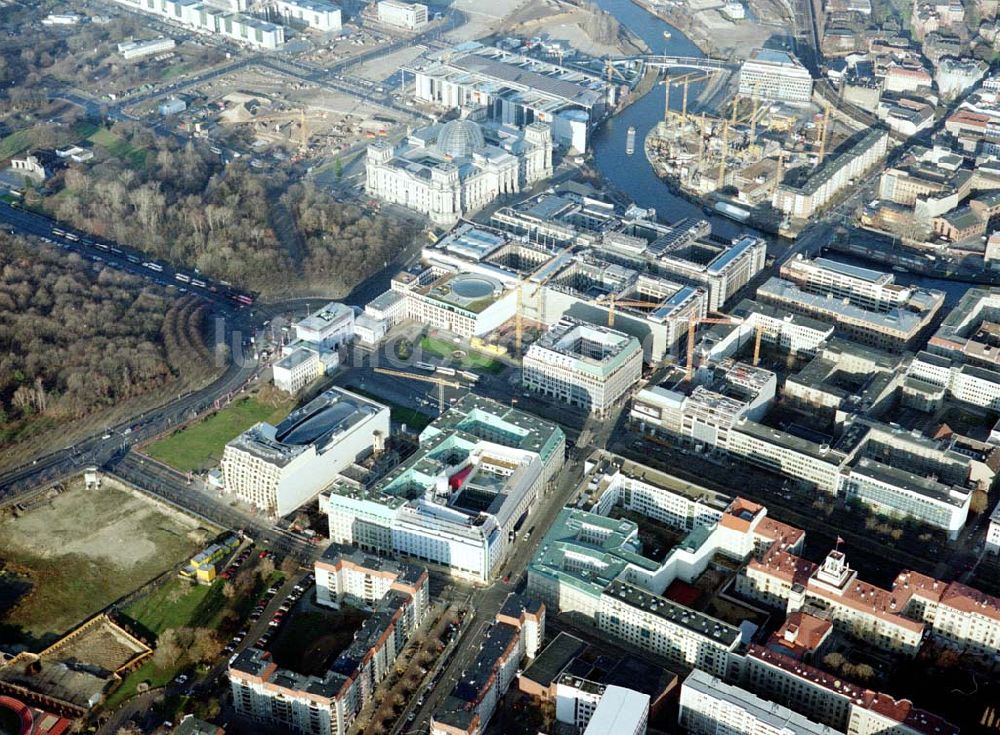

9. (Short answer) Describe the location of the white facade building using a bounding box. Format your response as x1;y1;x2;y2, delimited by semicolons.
631;361;776;450
221;387;389;516
680;670;836;735
271;0;342;32
376;0;428;29
110;0;285;49
295;302;355;349
322;395;565;581
838;457;972;539
738;49;813;102
272;347;322;394
523;319;642;417
582;685;649;735
987;502;1000;555
118;38;176;60
366;119;553;226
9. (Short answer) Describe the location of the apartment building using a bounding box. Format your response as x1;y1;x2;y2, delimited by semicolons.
987;502;1000;554
322;395;564;581
376;0;428;28
738;49;814;102
229;549;427;735
221;388;389;516
430;595;544;735
523;318;642;417
314;545;430;615
680;670;837;735
773;128;889;219
579;686;649;735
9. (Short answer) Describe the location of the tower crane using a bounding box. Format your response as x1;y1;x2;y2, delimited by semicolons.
514;241;576;355
373;368;462;415
599;296;664;328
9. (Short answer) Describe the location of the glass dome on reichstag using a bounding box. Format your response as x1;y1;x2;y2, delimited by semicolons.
437;119;486;158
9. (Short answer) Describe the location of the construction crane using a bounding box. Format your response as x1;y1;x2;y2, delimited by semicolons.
599;296;664;328
514;241;575;354
684;315;742;383
818;99;833;164
373;368;462;415
682;315;766;381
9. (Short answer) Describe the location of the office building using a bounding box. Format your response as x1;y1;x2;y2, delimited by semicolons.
631;360;776;451
110;0;285;49
230;548;427;735
772;128;889;220
430;596;544;735
757;261;944;353
929;287;1000;370
744;646;958;735
680;670;837;735
699;299;834;363
221;387;389;516
270;0;342;31
738;49;813;103
272;347;323;394
403;44;615;151
391;268;519;338
322;395;565;581
783;340;899;428
376;0;428;28
295;302;355;350
523;318;642;416
366;118;552;225
838;456;972;539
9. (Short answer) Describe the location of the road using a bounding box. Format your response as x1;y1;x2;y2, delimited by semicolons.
397;409;621;735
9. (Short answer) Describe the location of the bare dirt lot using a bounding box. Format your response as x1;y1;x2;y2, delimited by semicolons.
0;477;215;647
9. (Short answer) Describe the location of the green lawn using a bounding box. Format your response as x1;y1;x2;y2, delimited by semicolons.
104;658;171;709
123;578;218;637
145;395;295;472
88;127;148;169
0;129;34;160
347;387;433;431
419;336;504;374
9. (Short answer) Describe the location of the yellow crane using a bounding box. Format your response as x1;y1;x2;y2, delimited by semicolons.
514;241;575;354
373;368;463;415
682;315;765;381
599;296;664;328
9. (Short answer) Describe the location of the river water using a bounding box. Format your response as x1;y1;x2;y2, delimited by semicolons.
589;0;974;303
589;0;744;238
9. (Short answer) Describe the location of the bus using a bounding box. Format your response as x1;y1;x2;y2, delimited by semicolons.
235;294;254;306
64;232;80;242
143;261;164;272
52;228;66;237
191;279;207;288
459;371;479;384
435;366;456;377
175;273;192;284
414;361;436;372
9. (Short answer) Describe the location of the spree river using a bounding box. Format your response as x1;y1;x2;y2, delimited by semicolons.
589;0;747;237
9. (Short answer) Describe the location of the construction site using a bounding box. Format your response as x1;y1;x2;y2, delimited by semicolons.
644;71;853;230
